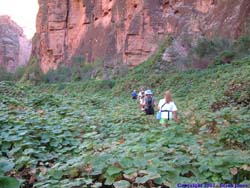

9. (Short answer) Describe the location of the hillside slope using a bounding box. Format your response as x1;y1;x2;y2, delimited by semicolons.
0;54;250;187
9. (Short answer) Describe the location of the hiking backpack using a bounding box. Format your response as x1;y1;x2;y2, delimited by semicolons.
145;97;154;115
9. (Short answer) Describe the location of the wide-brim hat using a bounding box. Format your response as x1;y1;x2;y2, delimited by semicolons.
145;90;152;95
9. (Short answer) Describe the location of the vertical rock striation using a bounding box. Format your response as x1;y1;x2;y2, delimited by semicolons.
0;16;31;72
33;0;250;73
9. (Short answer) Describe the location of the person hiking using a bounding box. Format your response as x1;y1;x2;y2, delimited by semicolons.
132;90;137;99
158;90;178;127
143;89;155;115
138;87;145;111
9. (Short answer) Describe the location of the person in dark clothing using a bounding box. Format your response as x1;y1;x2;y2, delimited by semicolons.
143;90;155;115
132;90;137;99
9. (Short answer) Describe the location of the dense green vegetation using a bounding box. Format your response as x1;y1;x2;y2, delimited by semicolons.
0;36;250;187
0;66;26;82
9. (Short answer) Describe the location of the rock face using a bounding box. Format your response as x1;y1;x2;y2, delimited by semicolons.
0;16;31;72
33;0;250;73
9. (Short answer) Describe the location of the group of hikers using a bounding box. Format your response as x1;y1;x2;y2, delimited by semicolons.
132;87;178;127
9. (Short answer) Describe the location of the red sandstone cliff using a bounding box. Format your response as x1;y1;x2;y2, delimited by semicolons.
33;0;250;73
0;16;31;72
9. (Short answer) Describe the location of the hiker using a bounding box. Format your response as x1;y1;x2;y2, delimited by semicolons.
138;87;145;111
132;90;137;99
158;90;178;127
143;89;155;115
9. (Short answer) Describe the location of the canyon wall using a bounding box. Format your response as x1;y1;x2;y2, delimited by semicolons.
33;0;250;73
0;16;31;72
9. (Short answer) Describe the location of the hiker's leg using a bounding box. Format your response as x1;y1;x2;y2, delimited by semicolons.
165;123;170;127
159;118;167;127
160;119;170;127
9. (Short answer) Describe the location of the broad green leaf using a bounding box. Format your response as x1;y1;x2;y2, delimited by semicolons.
15;156;30;170
135;176;149;184
135;173;161;184
49;169;64;180
154;177;164;184
0;160;14;173
0;176;20;188
106;166;121;176
113;180;130;188
123;168;137;175
23;148;37;155
104;175;116;185
120;157;133;169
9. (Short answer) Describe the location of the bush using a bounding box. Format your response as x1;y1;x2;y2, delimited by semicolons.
43;65;72;83
0;65;26;82
0;66;13;81
14;66;26;81
190;35;250;68
233;35;250;56
20;57;43;84
194;38;215;58
41;57;124;83
212;50;236;66
42;62;96;83
72;63;94;81
193;37;232;58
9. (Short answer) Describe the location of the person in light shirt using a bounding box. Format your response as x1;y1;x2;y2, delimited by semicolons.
158;90;179;127
138;87;145;111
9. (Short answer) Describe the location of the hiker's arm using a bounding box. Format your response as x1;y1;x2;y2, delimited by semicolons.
173;111;179;123
142;99;146;107
157;101;161;110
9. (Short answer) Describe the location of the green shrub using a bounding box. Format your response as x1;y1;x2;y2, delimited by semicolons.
0;65;26;82
0;66;13;81
212;50;236;66
43;65;72;83
232;56;250;65
14;66;26;81
194;38;215;58
233;35;250;56
191;35;250;67
73;63;94;81
42;62;95;83
193;37;232;58
42;58;116;83
20;56;43;84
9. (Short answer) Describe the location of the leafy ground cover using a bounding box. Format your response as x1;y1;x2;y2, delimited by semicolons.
0;57;250;187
